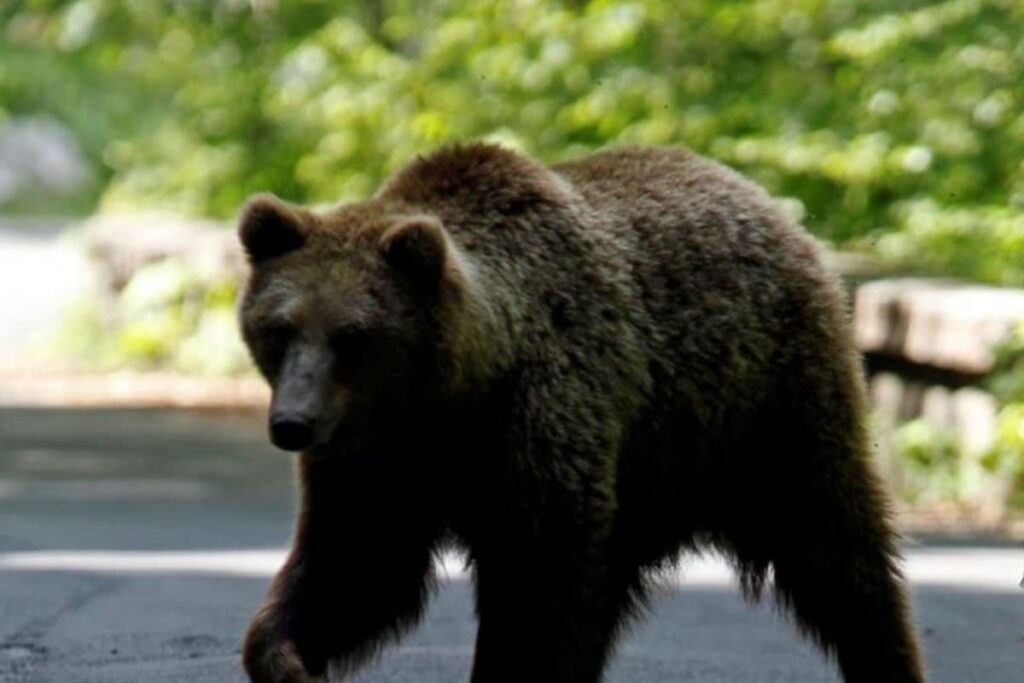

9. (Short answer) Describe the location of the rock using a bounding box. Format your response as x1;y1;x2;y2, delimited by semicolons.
81;214;245;290
855;278;1024;375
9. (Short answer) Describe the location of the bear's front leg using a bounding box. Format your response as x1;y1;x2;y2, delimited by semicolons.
466;418;630;683
244;551;326;683
470;545;628;683
243;456;441;683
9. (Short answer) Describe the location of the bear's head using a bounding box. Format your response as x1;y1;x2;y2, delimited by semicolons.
237;193;473;453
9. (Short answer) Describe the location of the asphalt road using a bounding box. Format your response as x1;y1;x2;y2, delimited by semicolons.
0;408;1021;683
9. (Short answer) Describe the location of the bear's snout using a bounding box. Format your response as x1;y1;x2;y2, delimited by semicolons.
269;412;315;452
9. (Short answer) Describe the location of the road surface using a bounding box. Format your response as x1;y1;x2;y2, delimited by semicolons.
0;408;1021;682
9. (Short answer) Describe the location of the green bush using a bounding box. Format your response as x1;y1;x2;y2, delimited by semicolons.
60;257;250;375
986;404;1024;509
892;418;961;505
983;325;1024;505
3;0;1022;284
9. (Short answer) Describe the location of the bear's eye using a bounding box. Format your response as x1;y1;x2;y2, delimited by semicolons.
263;321;297;346
257;321;296;367
330;329;370;363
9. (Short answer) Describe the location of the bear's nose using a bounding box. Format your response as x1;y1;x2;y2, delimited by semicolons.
269;413;315;451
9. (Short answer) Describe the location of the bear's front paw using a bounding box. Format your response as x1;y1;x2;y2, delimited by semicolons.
243;619;323;683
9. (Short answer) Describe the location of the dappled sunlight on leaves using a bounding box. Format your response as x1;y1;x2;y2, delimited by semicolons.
0;0;1018;278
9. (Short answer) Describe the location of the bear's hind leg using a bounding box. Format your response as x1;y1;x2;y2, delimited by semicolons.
753;359;926;682
768;484;925;682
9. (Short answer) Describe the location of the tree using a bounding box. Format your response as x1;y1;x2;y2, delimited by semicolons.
2;0;1022;282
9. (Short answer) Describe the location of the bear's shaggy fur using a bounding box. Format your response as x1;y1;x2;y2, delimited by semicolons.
238;144;924;683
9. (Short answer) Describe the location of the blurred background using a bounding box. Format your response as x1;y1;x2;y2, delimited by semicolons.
0;1;1022;681
4;0;1023;529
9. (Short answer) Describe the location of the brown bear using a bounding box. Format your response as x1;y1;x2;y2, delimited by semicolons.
238;143;925;683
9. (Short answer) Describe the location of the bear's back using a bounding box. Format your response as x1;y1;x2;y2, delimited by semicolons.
555;147;839;422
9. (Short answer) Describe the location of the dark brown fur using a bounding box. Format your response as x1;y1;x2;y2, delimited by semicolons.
239;144;925;682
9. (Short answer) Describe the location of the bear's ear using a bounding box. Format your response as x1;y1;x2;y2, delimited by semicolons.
238;194;306;264
379;216;450;285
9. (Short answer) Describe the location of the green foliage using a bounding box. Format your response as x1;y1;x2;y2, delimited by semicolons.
3;0;1022;282
983;325;1024;501
15;2;1023;512
986;404;1024;509
988;404;1024;473
892;418;962;505
59;257;251;375
876;201;1024;286
987;324;1024;405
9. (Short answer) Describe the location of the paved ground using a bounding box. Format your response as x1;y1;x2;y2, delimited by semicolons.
0;408;1021;682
